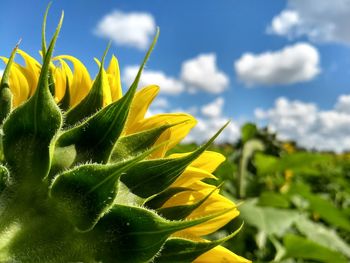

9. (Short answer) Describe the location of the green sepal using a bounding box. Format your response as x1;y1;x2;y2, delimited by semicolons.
41;2;51;57
121;123;228;198
48;70;55;97
0;43;18;124
144;187;193;209
156;184;219;220
110;123;175;162
64;43;111;126
2;14;63;184
49;145;76;180
0;165;9;193
65;28;158;127
154;224;243;263
42;4;56;98
89;204;231;263
0;129;4;162
49;148;153;231
57;32;160;164
57;83;137;163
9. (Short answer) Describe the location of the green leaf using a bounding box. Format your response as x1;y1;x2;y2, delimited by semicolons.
305;194;350;231
283;234;348;263
2;13;63;184
49;149;151;231
110;123;174;162
255;152;332;176
239;199;299;237
253;153;278;175
120;123;228;198
238;139;264;198
144;187;192;209
89;204;231;263
0;165;9;193
295;216;350;258
258;192;290;208
241;123;257;143
269;235;287;262
154;224;243;263
289;184;350;231
64;43;111;126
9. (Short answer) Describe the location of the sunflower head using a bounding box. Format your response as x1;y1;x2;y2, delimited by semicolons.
0;7;250;263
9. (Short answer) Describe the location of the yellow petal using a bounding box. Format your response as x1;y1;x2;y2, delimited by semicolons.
101;67;112;106
11;66;30;106
175;184;239;236
124;85;160;134
171;166;217;188
162;187;207;208
91;57;118;107
54;55;92;107
165;180;238;237
177;210;239;238
0;57;30;106
51;59;70;102
151;128;172;158
52;59;72;102
169;151;226;173
129;113;197;158
17;50;41;96
52;68;64;102
194;245;251;263
107;55;122;102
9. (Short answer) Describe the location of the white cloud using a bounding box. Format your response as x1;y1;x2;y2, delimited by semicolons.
94;10;156;49
123;66;184;95
146;97;171;117
148;97;238;144
234;43;320;86
255;95;350;152
151;97;169;109
146;103;236;146
255;98;318;139
184;117;240;144
179;97;239;144
123;52;229;95
268;0;350;45
0;69;3;77
201;97;224;118
181;53;229;93
335;95;350;114
267;10;300;36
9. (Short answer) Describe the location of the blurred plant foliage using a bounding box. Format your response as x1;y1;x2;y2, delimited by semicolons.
173;123;350;262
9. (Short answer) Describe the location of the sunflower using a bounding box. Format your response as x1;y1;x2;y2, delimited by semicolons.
0;7;250;263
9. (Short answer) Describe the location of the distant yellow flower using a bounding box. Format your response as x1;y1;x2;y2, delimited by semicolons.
280;169;294;193
282;142;295;154
1;50;250;263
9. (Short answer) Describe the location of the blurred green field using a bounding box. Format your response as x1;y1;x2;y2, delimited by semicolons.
172;124;350;263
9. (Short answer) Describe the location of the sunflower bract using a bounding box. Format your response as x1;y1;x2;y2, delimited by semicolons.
0;8;250;263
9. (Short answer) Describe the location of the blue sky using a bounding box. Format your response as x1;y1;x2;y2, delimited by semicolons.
1;0;350;151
